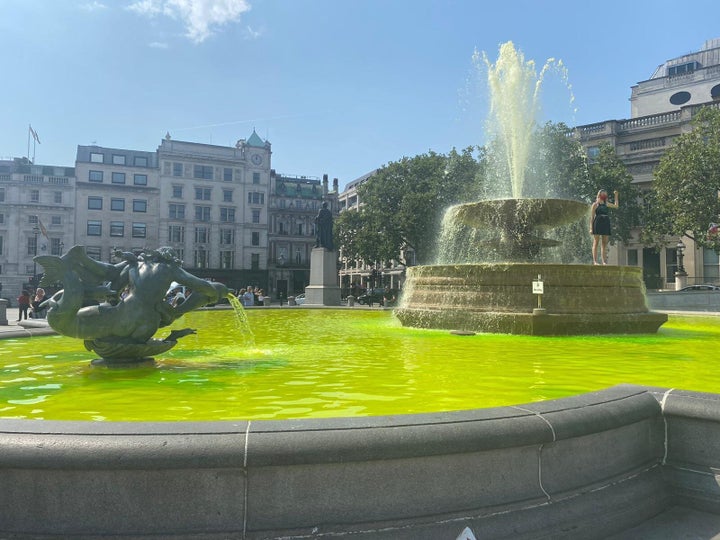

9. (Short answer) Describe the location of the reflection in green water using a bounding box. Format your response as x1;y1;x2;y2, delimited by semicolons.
0;309;718;421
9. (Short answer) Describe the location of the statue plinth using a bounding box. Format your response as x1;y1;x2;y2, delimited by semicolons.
304;248;341;306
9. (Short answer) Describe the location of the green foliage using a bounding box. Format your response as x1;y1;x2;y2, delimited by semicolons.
335;149;481;265
642;106;720;251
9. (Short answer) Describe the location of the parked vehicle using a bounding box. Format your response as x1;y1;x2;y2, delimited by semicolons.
294;293;306;305
357;288;387;306
678;284;720;292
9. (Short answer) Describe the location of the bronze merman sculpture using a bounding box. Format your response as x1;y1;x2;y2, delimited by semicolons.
36;246;229;364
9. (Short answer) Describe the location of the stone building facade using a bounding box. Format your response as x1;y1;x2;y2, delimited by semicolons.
577;38;720;289
0;158;75;296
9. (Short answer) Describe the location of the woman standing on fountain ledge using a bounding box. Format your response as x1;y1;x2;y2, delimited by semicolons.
591;189;619;265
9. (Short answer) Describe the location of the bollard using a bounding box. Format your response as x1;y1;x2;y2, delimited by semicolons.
0;298;8;326
288;296;296;306
347;295;356;307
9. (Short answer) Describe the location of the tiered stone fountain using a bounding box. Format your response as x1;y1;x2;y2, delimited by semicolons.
395;43;667;335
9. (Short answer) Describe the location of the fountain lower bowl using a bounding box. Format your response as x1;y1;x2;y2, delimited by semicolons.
395;263;667;335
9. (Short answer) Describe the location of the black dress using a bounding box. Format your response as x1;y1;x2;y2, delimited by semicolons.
592;202;611;235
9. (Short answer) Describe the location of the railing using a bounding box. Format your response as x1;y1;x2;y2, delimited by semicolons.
576;122;610;136
627;137;667;152
23;175;44;183
0;174;10;182
617;111;681;132
48;176;70;185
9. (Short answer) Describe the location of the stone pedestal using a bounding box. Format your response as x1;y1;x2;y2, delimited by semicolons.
0;299;7;326
675;271;688;291
304;248;341;306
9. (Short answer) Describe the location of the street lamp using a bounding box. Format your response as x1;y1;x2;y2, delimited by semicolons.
278;253;286;306
59;241;64;256
32;225;40;285
674;239;687;291
676;240;686;273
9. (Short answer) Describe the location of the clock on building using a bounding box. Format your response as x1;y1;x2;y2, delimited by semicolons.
251;153;263;165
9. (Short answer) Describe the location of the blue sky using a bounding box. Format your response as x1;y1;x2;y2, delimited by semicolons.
2;0;720;189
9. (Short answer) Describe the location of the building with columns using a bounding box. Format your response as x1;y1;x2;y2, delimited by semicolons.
268;171;339;299
577;38;720;289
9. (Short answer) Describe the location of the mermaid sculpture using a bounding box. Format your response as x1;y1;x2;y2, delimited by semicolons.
35;246;229;364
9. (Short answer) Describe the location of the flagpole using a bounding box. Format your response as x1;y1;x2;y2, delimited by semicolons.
27;124;31;163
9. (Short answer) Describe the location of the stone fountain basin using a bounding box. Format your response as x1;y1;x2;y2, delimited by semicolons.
0;385;719;538
452;197;589;231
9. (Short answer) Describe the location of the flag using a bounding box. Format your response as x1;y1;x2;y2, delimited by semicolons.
29;125;40;144
38;218;48;239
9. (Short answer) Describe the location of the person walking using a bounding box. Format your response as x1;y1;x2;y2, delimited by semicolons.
17;290;30;321
590;189;619;265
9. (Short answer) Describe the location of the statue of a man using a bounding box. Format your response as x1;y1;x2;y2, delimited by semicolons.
314;202;334;251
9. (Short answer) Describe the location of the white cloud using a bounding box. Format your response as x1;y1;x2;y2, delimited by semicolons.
79;1;108;11
127;0;251;43
149;41;169;48
244;24;263;40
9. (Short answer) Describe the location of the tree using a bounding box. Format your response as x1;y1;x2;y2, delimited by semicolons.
340;149;480;265
642;106;720;251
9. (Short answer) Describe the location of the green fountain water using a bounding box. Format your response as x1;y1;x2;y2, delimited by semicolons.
0;309;715;421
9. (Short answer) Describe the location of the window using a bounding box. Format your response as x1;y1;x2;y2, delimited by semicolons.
88;196;103;210
298;224;304;236
112;154;126;165
90;152;104;163
252;231;260;246
279;199;286;209
252;172;260;184
168;225;185;243
89;170;103;182
195;187;212;200
169;203;185;219
0;214;3;224
30;189;39;202
195;206;211;221
133;199;147;212
0;188;4;202
193;165;213;180
251;253;260;270
111;198;125;211
87;220;102;236
252;209;261;224
132;222;147;238
133;174;148;186
134;156;148;167
85;246;102;260
627;249;639;266
111;172;126;184
704;249;720;282
220;228;234;244
223;168;233;182
220;250;234;269
220;207;235;222
172;185;183;198
50;238;62;256
223;189;233;202
195;227;208;243
173;162;183;177
194;248;209;268
29;215;38;224
248;192;265;205
278;221;285;234
296;249;302;265
110;221;125;237
51;215;61;225
53;191;62;204
27;234;38;256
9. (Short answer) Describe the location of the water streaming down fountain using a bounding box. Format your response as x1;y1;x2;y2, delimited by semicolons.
395;42;667;335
